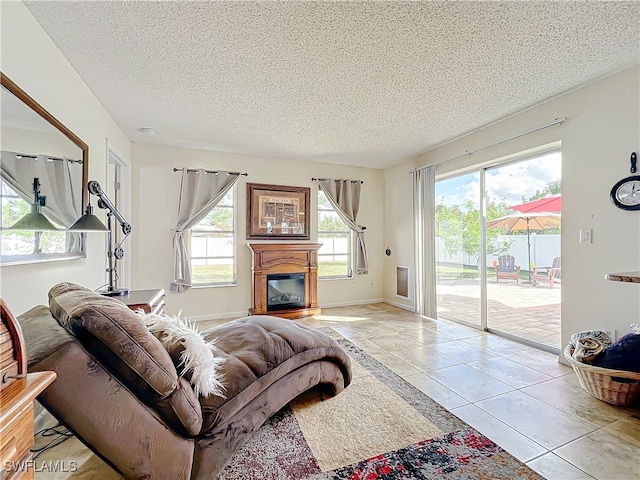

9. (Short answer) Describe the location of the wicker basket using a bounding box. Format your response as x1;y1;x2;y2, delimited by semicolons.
564;345;640;406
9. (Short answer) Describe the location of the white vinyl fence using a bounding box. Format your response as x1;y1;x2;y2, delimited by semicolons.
436;234;561;271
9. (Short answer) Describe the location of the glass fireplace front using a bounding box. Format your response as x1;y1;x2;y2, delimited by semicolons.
267;273;305;311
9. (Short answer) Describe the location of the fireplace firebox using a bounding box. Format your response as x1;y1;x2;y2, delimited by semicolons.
267;273;305;311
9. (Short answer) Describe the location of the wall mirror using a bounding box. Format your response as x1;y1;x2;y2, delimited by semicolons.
0;72;88;265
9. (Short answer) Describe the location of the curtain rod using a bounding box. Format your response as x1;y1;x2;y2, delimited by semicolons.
5;151;83;164
410;116;566;174
173;167;248;176
311;177;364;184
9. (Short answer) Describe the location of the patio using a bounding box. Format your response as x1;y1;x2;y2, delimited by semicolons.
436;279;561;350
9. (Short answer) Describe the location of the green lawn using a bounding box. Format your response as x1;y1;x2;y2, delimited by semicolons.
437;265;530;281
318;261;349;278
192;264;234;284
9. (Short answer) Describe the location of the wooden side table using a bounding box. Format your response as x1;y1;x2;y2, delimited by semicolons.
116;289;165;315
1;372;56;479
1;299;56;480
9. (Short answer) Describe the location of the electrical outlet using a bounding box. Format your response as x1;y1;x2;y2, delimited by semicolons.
601;328;616;342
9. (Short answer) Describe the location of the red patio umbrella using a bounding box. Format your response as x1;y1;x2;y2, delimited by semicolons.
510;194;561;213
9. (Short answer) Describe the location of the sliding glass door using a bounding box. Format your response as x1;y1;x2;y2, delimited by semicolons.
435;172;482;327
484;152;562;350
434;150;562;351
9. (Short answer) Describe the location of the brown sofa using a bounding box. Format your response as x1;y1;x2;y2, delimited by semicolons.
18;282;352;479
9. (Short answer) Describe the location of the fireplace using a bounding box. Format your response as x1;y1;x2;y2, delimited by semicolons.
247;243;322;318
267;273;305;311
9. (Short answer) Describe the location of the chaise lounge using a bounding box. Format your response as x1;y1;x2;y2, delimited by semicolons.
17;282;352;479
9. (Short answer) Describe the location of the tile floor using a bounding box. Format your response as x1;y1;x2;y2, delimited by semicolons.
34;302;638;480
293;303;639;480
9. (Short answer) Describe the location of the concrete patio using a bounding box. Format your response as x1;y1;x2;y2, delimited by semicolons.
436;279;561;350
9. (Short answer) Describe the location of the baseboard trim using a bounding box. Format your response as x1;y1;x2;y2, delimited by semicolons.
319;298;384;308
383;299;416;312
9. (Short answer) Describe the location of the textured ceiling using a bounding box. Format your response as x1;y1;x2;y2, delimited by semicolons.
24;1;640;169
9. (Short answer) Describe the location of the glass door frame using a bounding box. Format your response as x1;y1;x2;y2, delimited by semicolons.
435;148;562;355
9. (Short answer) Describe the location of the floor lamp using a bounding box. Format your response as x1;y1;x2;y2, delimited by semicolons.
69;180;131;296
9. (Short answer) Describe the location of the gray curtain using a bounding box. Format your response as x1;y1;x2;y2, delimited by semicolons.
171;169;240;292
412;166;436;317
317;179;368;274
0;151;81;251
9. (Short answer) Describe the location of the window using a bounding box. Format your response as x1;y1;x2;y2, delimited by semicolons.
1;178;66;259
317;190;351;278
190;187;236;286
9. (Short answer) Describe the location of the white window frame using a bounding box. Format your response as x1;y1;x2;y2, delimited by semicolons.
317;190;352;279
189;186;237;287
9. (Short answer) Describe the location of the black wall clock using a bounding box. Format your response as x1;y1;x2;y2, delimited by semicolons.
610;152;640;211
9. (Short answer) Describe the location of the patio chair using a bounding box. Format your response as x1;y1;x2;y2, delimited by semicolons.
495;255;520;284
532;256;561;288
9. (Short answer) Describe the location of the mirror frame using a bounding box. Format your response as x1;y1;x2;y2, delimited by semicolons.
1;72;89;265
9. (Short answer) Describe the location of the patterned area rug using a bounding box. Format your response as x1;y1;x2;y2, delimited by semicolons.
217;332;543;480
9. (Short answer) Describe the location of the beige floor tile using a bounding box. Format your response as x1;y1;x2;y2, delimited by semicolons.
425;364;514;402
475;390;598;450
554;427;640;480
526;452;595;480
504;348;573;377
431;340;497;363
451;404;547;462
402;327;457;345
392;345;462;372
413;330;460;345
601;414;640;448
522;376;635;428
402;373;469;410
348;322;399;338
368;335;424;352
461;334;531;354
326;323;363;340
467;356;553;388
430;323;483;339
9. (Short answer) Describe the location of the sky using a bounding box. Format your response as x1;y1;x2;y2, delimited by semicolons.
435;151;561;209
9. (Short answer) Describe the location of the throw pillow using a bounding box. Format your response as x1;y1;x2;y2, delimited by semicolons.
139;312;226;398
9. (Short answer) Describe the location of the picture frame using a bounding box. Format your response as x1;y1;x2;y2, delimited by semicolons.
246;183;310;240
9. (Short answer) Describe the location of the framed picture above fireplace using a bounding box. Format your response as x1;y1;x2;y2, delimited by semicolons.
247;183;310;240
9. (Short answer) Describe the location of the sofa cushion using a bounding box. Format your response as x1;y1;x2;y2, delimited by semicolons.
47;282;202;435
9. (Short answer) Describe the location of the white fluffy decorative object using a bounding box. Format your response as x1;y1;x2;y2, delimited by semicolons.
138;312;226;398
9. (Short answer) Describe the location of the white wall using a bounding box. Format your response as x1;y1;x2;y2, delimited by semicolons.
0;2;131;314
131;143;384;318
384;66;640;347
